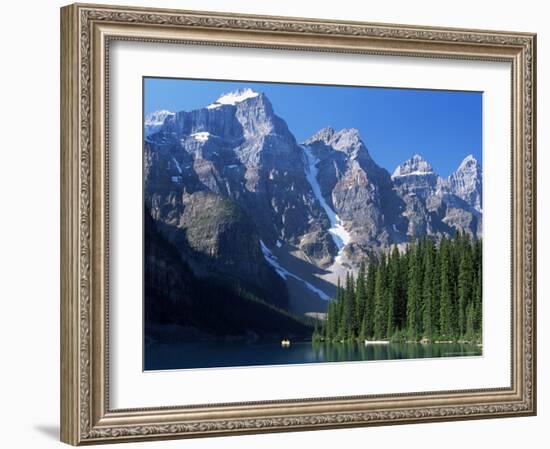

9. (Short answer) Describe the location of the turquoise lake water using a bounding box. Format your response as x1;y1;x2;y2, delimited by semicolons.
144;340;482;371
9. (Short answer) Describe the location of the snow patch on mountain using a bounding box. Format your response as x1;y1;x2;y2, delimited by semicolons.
260;240;330;300
392;170;435;178
172;157;182;174
191;131;210;142
302;145;351;264
207;88;260;109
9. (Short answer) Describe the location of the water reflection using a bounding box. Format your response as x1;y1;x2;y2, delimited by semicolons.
145;340;482;371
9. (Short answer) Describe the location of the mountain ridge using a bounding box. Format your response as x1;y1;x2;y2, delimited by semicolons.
144;88;482;314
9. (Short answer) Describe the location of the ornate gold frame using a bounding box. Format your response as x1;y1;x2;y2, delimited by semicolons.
60;3;536;445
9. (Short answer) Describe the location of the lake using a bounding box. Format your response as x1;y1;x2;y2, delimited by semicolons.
144;340;482;371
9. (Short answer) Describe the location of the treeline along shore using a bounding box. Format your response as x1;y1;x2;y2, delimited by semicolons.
315;232;482;344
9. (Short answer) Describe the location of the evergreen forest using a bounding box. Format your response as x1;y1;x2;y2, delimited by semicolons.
315;233;482;344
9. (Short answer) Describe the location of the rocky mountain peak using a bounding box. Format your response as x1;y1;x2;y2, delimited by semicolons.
330;128;362;153
144;109;175;136
200;88;280;140
392;154;435;178
391;154;439;201
150;89;284;148
457;154;479;171
304;127;336;145
233;91;282;139
145;109;175;125
447;154;482;211
144;88;483;309
304;127;368;160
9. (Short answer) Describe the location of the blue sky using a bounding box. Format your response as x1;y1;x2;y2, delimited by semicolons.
144;77;482;177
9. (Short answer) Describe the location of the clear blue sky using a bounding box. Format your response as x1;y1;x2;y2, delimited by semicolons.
144;77;482;177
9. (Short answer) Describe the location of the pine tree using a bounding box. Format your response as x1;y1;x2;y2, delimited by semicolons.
312;320;321;342
386;246;400;338
340;272;357;340
325;299;335;341
406;241;422;341
474;264;482;339
449;232;460;335
373;253;387;339
334;277;345;341
396;247;409;330
352;272;358;336
358;316;367;342
458;245;474;337
465;302;476;342
439;237;453;339
475;239;483;338
431;247;441;338
319;234;482;345
364;257;377;338
422;240;435;341
355;262;367;333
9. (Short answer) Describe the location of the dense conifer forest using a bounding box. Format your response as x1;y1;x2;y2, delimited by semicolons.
314;233;482;344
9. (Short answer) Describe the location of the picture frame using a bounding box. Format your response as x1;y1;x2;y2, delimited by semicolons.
60;2;537;445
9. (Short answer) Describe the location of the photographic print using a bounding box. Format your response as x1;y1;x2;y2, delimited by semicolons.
61;6;536;442
143;78;483;371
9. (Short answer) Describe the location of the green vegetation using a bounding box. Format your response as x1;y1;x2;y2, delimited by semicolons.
315;232;482;344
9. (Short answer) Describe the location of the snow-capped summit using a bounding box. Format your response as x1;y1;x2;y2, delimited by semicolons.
144;110;175;136
144;88;484;295
207;88;260;109
392;154;435;178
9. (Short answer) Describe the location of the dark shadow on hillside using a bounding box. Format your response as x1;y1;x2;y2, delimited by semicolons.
272;244;339;315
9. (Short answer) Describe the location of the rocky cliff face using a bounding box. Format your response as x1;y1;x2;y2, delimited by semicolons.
446;154;482;212
144;110;174;137
146;90;330;249
303;127;407;262
144;210;312;340
391;154;482;240
144;89;335;311
392;154;439;199
144;89;482;312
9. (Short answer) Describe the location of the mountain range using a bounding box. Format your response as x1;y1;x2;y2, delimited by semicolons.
144;88;482;317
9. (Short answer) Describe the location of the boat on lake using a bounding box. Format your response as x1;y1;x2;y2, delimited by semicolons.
364;340;390;345
281;339;291;347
